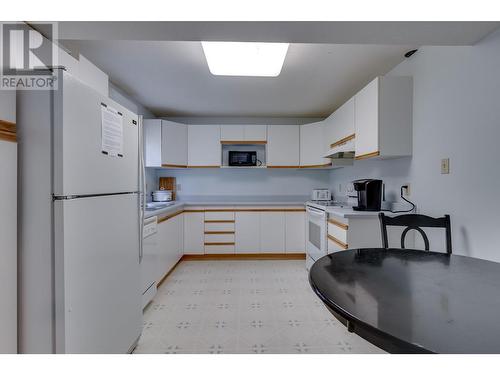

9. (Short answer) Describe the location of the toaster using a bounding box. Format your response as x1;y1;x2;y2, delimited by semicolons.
311;189;331;201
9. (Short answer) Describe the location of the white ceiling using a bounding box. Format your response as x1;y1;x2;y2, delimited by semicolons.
64;40;416;117
59;22;499;117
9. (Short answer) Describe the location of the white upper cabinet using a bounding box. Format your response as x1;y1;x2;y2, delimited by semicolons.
143;119;187;168
244;125;267;141
188;125;221;167
354;76;413;160
220;125;267;142
161;120;188;167
324;97;355;149
143;119;162;167
300;121;331;168
220;125;245;141
267;125;300;167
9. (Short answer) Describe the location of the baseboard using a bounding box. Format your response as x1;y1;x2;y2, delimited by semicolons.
156;257;183;288
181;253;306;261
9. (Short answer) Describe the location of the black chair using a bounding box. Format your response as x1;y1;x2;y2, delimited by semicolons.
378;213;452;254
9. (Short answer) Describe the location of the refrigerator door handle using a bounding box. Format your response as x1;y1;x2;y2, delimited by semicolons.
138;115;145;263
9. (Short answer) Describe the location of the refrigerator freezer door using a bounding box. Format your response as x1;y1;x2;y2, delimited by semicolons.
53;72;139;196
54;193;142;353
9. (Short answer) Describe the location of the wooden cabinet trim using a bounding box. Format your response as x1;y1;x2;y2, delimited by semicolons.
161;164;187;168
204;231;235;235
188;165;221;169
327;234;348;249
157;210;183;223
204;220;235;223
354;151;380;160
299;163;331;169
182;253;305;261
0;120;16;142
267;165;299;169
184;209;205;213
220;140;267;145
330;133;355;149
204;242;236;246
328;218;349;230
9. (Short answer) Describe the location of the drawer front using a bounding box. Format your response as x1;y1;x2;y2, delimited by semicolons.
204;234;235;243
328;222;348;244
204;245;235;254
328;237;346;253
205;211;235;221
204;222;235;232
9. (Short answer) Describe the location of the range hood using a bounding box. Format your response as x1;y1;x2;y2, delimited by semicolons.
323;137;355;159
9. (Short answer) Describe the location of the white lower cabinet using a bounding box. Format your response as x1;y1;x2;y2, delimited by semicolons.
285;212;305;253
260;212;285;253
235;212;260;253
156;213;184;281
184;212;204;254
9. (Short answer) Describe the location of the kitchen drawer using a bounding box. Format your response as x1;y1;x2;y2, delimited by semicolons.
204;244;235;254
204;233;235;243
205;211;235;221
328;219;348;245
204;222;235;232
328;234;348;252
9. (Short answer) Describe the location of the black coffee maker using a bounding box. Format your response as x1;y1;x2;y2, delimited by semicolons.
352;179;383;211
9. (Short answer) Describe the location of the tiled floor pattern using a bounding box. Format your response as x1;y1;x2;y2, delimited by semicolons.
134;260;385;354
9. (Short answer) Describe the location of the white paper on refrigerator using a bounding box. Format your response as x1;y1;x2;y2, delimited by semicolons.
101;104;123;157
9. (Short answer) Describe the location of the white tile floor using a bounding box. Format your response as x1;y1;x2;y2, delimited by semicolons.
133;260;385;354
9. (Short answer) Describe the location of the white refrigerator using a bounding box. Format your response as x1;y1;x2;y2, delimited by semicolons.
17;70;143;353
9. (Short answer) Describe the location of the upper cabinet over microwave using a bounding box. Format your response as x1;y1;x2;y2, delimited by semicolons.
220;125;267;143
354;76;413;160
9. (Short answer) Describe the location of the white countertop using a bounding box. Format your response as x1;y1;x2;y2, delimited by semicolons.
325;206;384;219
144;196;308;219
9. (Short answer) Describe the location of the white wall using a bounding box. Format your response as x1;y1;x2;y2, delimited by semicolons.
330;27;500;262
153;168;329;200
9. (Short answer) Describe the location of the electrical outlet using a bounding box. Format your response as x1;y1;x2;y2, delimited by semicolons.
338;183;342;193
403;184;410;197
441;158;450;174
177;183;181;191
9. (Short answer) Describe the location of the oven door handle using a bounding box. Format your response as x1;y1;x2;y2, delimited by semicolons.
306;206;326;217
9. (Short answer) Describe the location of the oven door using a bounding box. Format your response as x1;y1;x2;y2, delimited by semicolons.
306;206;327;265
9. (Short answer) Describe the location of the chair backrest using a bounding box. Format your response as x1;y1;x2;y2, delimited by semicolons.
378;213;452;254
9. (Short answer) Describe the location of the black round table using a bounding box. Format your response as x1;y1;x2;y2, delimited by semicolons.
309;248;500;354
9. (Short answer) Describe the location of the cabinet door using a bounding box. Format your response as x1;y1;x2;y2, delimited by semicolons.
170;214;184;265
267;125;300;167
143;119;162;167
336;97;355;141
156;219;170;281
260;212;285;253
300;122;330;167
235;212;260;253
220;125;245;141
184;212;204;254
285;212;305;253
188;125;221;166
161;120;188;167
355;78;379;158
244;125;267;141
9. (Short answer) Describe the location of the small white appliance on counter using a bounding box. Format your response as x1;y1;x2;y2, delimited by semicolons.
152;190;172;202
311;189;331;201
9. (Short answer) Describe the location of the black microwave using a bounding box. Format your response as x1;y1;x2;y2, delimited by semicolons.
228;151;257;166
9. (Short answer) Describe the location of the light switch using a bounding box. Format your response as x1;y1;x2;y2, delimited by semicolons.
441;158;450;174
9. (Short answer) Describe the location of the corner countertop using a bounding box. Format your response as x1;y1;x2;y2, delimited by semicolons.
144;195;308;219
326;206;384;219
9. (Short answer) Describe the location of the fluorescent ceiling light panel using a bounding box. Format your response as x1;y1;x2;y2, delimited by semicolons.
201;42;289;77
